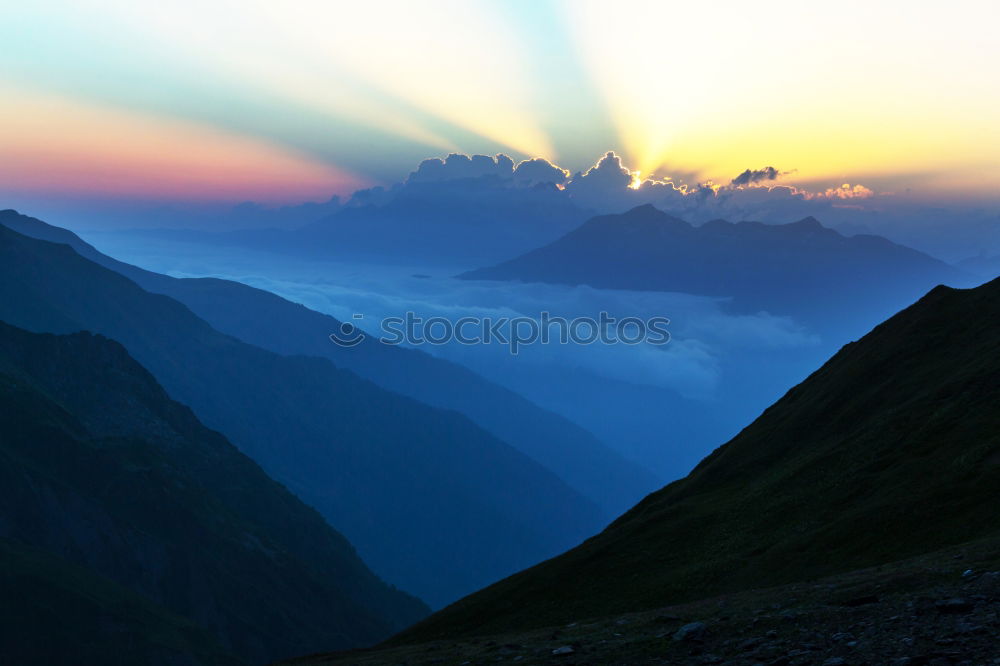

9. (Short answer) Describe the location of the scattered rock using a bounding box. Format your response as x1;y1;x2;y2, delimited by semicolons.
954;621;983;634
551;646;574;656
673;622;707;642
935;598;974;614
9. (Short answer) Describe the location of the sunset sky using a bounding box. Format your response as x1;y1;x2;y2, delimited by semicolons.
2;0;999;205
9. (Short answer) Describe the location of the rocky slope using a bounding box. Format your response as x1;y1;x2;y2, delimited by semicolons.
284;535;1000;665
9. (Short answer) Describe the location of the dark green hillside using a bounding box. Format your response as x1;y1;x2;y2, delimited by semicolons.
0;538;236;666
396;277;1000;642
0;322;426;664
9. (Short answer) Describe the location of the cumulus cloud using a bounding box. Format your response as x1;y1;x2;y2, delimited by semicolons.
563;152;638;210
570;151;633;190
813;183;875;199
548;155;889;231
407;153;514;183
402;152;570;189
398;151;791;217
512;158;570;185
730;166;781;186
382;152;884;226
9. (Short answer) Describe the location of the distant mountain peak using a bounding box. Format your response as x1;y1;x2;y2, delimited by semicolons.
624;203;661;216
459;205;967;326
788;215;824;230
620;203;684;222
591;204;691;232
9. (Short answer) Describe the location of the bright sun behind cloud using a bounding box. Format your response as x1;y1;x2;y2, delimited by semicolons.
557;0;1000;191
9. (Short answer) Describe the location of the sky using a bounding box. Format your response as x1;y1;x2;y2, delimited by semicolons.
2;0;999;209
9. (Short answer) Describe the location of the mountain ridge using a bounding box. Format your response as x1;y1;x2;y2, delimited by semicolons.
460;204;971;330
391;276;1000;642
0;220;603;608
0;208;659;518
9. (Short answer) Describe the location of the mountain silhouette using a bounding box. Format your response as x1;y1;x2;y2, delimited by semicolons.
957;252;1000;280
0;209;659;518
0;221;602;608
394;277;1000;641
0;321;426;664
461;204;970;329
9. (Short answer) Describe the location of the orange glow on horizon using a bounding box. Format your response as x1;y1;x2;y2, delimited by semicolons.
0;90;365;202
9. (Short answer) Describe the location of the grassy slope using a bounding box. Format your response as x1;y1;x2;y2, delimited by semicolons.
394;278;1000;642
